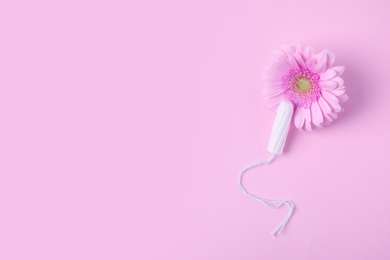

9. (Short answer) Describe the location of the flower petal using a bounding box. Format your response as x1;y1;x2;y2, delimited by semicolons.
296;43;304;53
322;112;333;125
304;108;312;131
281;44;296;56
303;46;314;61
320;69;337;80
268;51;287;65
318;96;332;114
293;52;306;68
326;49;335;69
266;61;290;76
330;88;346;96
263;75;284;85
270;50;287;59
305;58;314;69
332;66;345;76
263;86;284;97
332;103;342;112
265;94;284;110
319;95;334;125
339;94;349;102
322;90;339;104
294;106;305;129
319;80;338;90
332;76;344;87
311;101;323;127
287;56;299;69
264;67;286;77
329;112;338;120
312;51;327;74
322;91;342;112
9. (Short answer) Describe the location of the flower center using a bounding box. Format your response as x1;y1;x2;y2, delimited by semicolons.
282;68;321;108
296;78;311;92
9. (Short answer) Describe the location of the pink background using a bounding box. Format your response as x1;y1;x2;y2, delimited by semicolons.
1;0;390;259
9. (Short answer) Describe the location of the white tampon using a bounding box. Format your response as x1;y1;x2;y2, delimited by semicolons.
267;100;294;155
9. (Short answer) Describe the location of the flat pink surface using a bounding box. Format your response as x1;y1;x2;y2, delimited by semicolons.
1;0;390;259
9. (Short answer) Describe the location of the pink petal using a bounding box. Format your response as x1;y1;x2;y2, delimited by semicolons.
263;87;284;97
337;85;346;90
296;43;304;53
332;66;345;76
339;94;349;102
304;108;312;131
263;75;284;85
326;49;335;69
303;46;314;61
330;88;346;96
332;103;342;112
305;58;314;69
268;50;287;64
294;106;305;129
322;90;339;104
265;95;283;110
318;96;332;114
264;66;286;77
271;49;287;59
281;44;296;56
287;56;299;69
311;101;323;127
319;95;334;125
329;112;338;120
266;62;290;76
293;53;306;68
319;80;337;90
320;69;337;80
332;76;344;87
312;51;327;74
322;91;342;112
322;112;333;124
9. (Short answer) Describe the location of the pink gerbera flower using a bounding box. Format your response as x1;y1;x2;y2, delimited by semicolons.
263;43;348;131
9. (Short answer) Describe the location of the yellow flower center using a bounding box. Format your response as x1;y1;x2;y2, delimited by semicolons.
297;78;310;92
